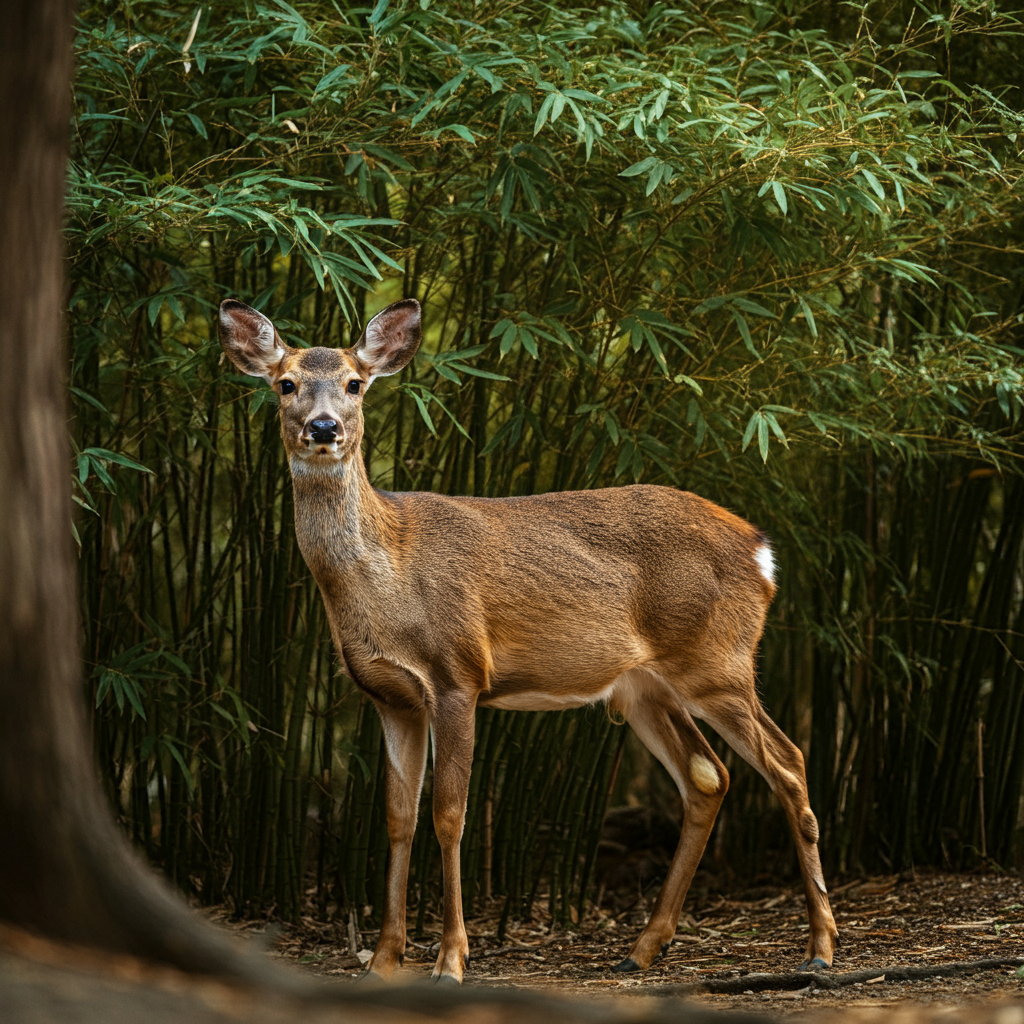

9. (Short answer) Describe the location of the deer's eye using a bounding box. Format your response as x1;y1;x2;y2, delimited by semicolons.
347;379;362;395
279;380;296;395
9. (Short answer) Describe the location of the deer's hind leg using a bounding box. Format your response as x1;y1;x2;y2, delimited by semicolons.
611;680;729;972
701;695;838;969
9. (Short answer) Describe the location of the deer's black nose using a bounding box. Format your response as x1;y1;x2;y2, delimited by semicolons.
309;419;337;443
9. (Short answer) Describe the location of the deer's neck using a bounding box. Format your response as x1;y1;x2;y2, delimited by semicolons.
289;454;397;583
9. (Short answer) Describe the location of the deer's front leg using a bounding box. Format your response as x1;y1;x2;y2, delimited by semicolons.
429;695;476;984
366;701;429;981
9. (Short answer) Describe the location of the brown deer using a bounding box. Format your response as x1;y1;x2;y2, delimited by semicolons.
218;296;838;985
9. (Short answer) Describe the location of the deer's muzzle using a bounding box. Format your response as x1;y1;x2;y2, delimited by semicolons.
308;418;338;443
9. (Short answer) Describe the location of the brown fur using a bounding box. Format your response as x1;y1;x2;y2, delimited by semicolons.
218;298;838;983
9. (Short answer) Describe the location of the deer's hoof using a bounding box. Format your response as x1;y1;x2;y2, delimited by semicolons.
799;957;831;971
611;957;641;973
434;974;461;986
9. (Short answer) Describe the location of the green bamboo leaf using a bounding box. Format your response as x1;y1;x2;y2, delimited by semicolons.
185;112;207;139
771;180;788;215
434;124;476;144
432;362;462;383
603;411;619;445
518;327;538;358
692;296;729;315
407;389;436;435
474;65;503;93
860;167;885;200
446;362;510;382
807;411;829;435
615;439;634;478
533;93;555;135
422;390;473;442
797;296;818;339
122;675;148;720
764;410;789;447
86;456;115;491
162;738;194;796
731;297;776;318
731;309;761;359
693;408;707;447
95;671;112;707
672;374;703;395
620;156;657;178
645;162;665;196
498;321;518;355
851;190;883;215
741;410;761;452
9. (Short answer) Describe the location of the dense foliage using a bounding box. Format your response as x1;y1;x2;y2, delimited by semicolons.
70;0;1024;928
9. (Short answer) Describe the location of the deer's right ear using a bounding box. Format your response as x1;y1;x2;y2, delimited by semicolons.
218;300;288;382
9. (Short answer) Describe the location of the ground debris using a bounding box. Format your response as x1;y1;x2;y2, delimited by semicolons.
239;870;1024;1017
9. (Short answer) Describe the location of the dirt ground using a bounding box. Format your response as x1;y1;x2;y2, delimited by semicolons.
241;871;1024;1019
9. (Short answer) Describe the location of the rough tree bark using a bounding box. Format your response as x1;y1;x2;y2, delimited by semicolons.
0;0;279;981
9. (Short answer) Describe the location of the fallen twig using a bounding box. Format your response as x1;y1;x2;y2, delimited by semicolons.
644;957;1024;996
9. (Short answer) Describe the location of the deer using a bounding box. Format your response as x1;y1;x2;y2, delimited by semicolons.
218;296;838;985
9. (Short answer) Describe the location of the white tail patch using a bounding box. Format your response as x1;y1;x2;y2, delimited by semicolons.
755;543;776;584
689;754;720;794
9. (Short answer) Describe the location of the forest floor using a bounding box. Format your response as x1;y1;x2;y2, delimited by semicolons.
237;870;1024;1019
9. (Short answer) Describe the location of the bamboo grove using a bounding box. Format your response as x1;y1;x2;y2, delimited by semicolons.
69;0;1024;928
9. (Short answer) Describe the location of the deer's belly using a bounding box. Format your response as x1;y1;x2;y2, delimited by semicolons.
478;677;619;711
479;633;651;711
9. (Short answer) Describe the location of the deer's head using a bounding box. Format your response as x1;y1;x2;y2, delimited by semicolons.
218;298;421;472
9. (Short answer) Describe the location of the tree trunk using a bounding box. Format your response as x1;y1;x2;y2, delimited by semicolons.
0;0;277;981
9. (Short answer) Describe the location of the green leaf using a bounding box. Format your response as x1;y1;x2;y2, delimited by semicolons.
474;65;504;93
615;438;635;478
620;156;658;178
162;738;194;796
764;411;788;447
185;112;208;139
797;296;818;339
435;124;476;144
672;374;703;395
692;296;729;315
860;167;885;200
741;411;760;452
407;389;436;435
498;321;518;356
533;93;555;135
731;309;761;359
771;180;788;215
807;411;829;435
603;411;619;445
447;362;510;382
731;297;776;318
518;327;538;358
122;675;148;720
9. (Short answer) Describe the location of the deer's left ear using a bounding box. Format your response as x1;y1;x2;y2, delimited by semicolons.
354;298;421;384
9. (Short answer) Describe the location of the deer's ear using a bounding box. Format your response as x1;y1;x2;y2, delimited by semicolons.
218;300;289;381
354;299;421;384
